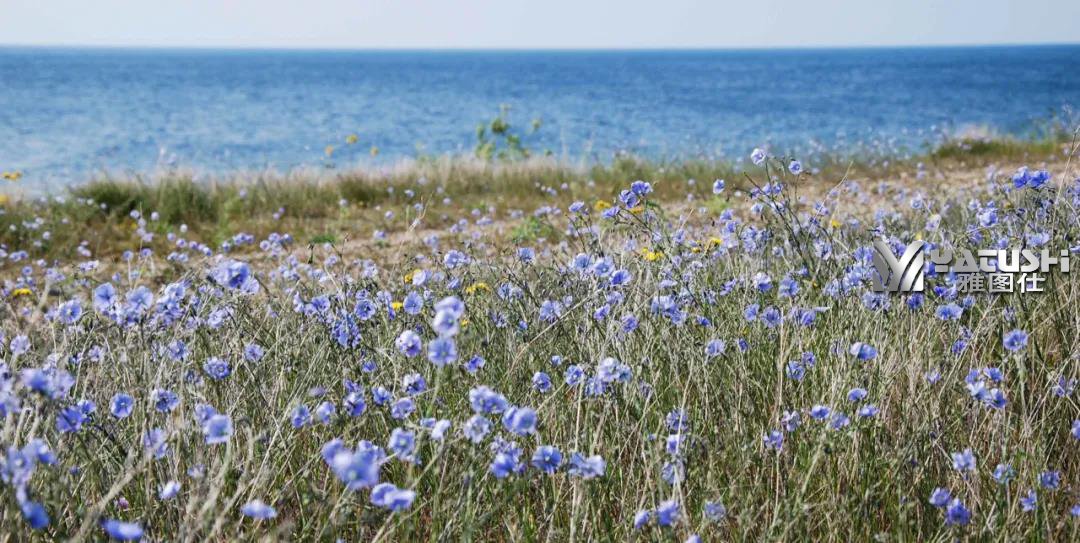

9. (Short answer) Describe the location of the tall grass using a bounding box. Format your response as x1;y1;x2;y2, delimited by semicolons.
0;147;1077;540
0;135;1072;263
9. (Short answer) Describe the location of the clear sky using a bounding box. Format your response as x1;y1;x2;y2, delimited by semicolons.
2;0;1078;49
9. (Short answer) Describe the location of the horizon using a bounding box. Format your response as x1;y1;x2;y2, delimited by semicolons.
3;41;1079;53
3;0;1079;50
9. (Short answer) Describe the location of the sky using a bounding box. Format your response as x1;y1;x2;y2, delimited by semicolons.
2;0;1078;49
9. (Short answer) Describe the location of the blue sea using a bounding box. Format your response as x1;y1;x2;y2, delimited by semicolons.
1;45;1079;191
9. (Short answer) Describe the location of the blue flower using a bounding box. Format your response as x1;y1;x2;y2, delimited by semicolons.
57;299;83;325
532;371;552;393
241;499;277;519
464;414;492;443
563;365;585;386
712;179;726;194
633;510;650;529
809;405;831;420
459;353;484;373
929;487;951;507
786;361;805;381
944;498;970;525
655;499;680;527
761;306;782;327
849;342;877;361
703;500;727;522
567;452;605;479
57;405;87;433
763;430;783;451
159;480;181;500
203;414;233;445
427;337;457;367
101;519;143;541
705;339;726;358
630;180;653;196
788;160;803;175
20;500;49;530
372;386;391;406
431;419;452;441
1003;329;1028;352
371;483;416;512
203;357;231;380
243;343;264;362
391;397;415;419
531;445;562;474
935;303;962;321
211;260;253;290
9;335;30;356
315;401;336;424
110;393;135;419
403;291;424;315
403;373;426;395
24;439;56;465
93;282;118;311
781;411;801;432
1021;489;1037;512
388;428;416;459
469;386;509;414
143;428;169;459
395;330;423;357
490;449;523;479
1039;470;1060;490
778;276;799;297
751;148;766;165
992;463;1014;484
502;406;538;436
951;448;976;472
152;389;179;413
329;445;381;490
344;392;366;417
291;405;311;428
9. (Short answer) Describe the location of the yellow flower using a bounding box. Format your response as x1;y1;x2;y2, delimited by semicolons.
345;134;359;145
639;248;663;262
628;205;644;214
0;194;8;206
11;288;32;298
593;200;612;212
391;301;404;311
403;269;421;284
325;145;335;157
706;236;723;248
465;282;490;295
461;318;470;329
829;218;842;229
2;170;22;182
370;146;379;156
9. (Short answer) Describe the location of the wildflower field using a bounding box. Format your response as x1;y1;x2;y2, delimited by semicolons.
1;141;1079;541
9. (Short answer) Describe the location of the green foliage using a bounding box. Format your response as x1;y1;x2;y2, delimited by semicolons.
475;104;534;161
510;216;556;244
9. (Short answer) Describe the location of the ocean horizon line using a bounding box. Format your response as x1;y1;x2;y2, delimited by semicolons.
2;41;1079;54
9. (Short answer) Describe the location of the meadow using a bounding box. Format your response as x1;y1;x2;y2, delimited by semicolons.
1;135;1079;541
